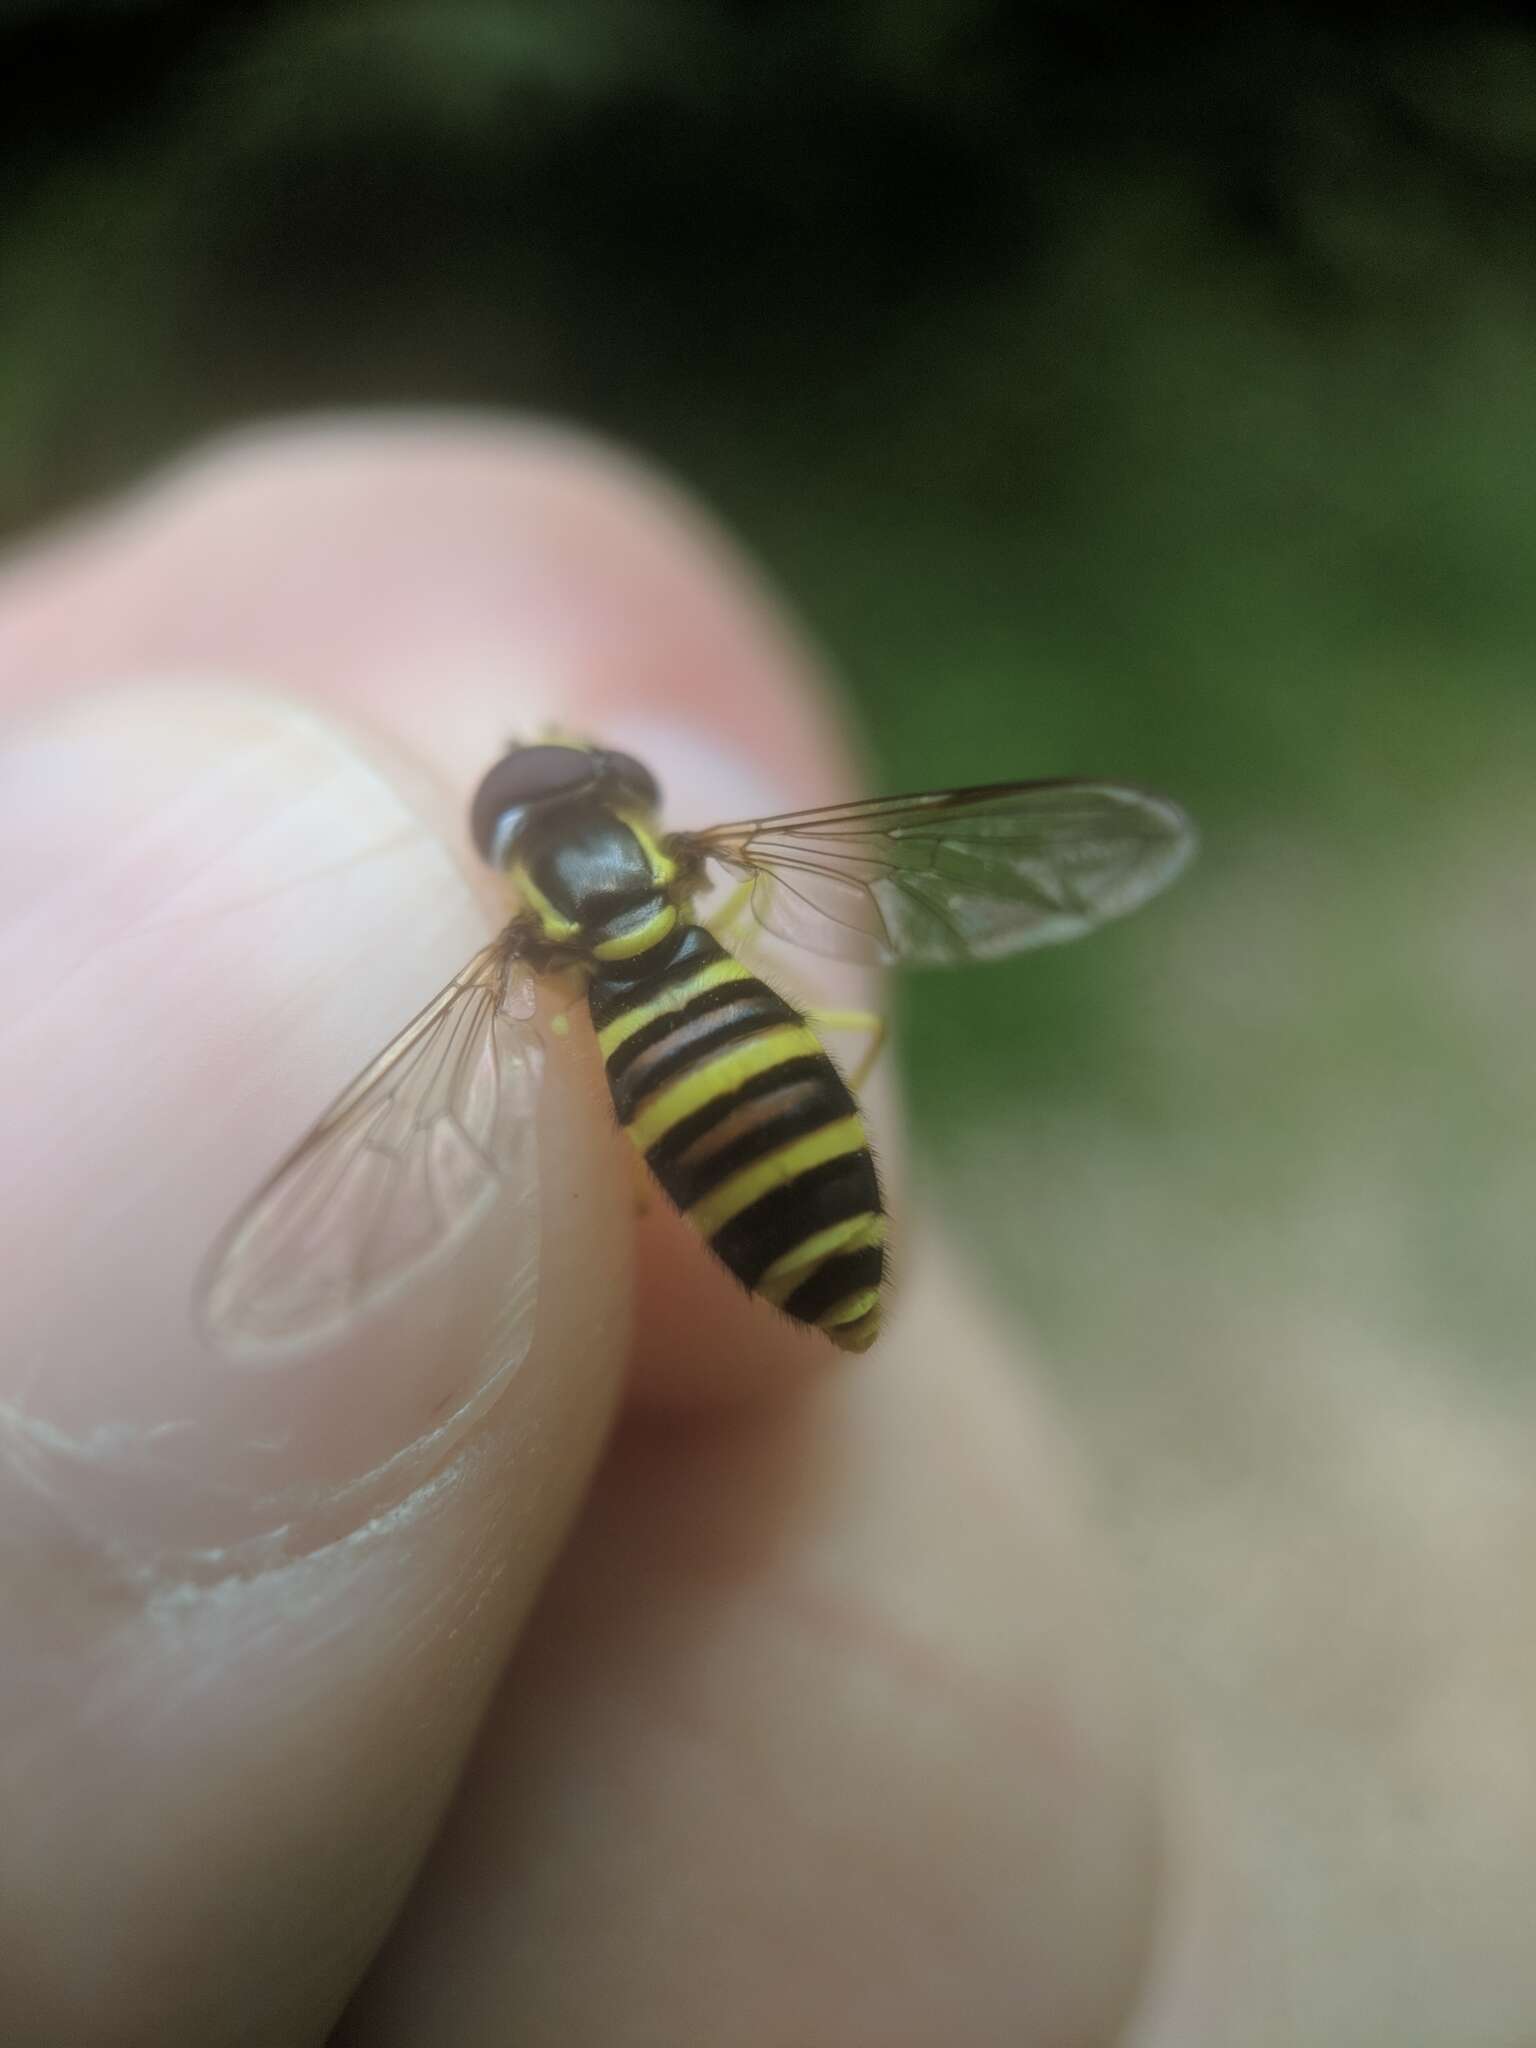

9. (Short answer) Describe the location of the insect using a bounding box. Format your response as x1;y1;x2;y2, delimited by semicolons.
199;741;1194;1358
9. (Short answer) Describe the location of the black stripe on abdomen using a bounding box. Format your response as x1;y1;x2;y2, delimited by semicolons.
592;923;885;1344
586;923;724;1029
782;1243;886;1325
607;987;801;1122
709;1150;883;1292
647;1066;839;1213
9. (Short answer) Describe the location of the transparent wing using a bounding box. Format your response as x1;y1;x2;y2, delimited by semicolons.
679;780;1196;967
198;937;543;1357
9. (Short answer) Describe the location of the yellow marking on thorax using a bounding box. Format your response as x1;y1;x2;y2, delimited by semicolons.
616;811;680;888
509;862;580;945
755;1212;885;1307
596;957;754;1058
625;1024;824;1152
685;1115;868;1239
592;900;679;961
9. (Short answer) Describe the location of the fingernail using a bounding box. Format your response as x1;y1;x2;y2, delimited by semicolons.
601;714;803;822
0;683;545;1569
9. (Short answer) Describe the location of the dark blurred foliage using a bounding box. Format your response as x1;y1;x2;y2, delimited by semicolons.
8;3;1536;506
6;1;1536;1121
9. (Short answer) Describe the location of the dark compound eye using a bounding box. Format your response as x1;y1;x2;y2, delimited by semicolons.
469;746;599;864
597;750;661;809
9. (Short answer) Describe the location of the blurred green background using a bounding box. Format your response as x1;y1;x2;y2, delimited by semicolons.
10;8;1536;2037
10;1;1536;1369
7;3;1536;1353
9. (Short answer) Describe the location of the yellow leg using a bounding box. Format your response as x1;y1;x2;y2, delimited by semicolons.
804;1007;887;1091
543;973;589;1038
705;875;761;968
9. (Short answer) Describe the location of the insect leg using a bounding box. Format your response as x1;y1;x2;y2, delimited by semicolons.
705;874;757;949
803;1007;887;1090
531;961;591;1041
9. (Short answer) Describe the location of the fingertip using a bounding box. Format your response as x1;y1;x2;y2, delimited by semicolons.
1;415;901;1424
0;412;859;800
0;676;638;2037
1;417;920;2035
0;679;627;1562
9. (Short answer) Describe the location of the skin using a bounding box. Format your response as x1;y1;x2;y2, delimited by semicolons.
0;420;1169;2046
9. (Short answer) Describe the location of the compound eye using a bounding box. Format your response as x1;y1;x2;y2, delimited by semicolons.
469;746;597;864
598;750;661;809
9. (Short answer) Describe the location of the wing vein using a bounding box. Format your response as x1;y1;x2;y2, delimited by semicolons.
198;934;542;1356
678;778;1195;968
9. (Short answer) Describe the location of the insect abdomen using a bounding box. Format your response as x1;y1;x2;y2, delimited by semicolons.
588;926;884;1351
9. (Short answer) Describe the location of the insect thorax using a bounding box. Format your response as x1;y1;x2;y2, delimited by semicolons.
510;801;689;971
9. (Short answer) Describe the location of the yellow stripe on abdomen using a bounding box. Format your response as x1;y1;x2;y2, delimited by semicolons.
595;956;752;1059
755;1212;886;1308
625;1023;825;1152
589;922;887;1351
684;1114;867;1239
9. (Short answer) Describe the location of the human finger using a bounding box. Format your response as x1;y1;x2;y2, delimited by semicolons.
0;419;866;2042
341;1250;1165;2046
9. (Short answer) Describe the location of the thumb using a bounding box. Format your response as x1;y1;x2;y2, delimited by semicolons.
0;420;841;2042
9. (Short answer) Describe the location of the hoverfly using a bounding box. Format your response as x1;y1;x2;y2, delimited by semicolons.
199;743;1194;1357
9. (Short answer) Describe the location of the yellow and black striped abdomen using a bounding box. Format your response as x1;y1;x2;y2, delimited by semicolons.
588;926;884;1351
